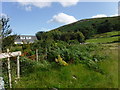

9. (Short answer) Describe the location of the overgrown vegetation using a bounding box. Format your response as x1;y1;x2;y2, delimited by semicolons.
2;43;118;88
2;16;119;88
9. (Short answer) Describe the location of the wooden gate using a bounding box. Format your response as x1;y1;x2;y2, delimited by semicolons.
0;49;21;88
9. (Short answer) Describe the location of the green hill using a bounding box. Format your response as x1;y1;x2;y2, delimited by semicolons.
86;31;120;43
36;16;120;42
51;16;119;33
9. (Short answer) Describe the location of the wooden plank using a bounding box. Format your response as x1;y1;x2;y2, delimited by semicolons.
0;51;21;59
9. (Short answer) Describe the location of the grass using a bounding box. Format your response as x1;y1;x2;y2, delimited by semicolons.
93;31;120;38
86;31;120;43
3;31;119;88
12;44;118;88
86;36;120;43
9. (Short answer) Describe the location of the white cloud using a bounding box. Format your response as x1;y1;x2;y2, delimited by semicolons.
31;2;51;8
91;14;108;18
91;13;119;19
2;0;80;11
16;1;52;11
58;0;80;7
48;13;77;24
17;2;52;10
24;2;51;8
2;0;119;2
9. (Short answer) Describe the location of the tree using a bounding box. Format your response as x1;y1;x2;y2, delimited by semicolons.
36;31;44;40
76;32;85;43
51;31;61;41
0;16;12;52
97;20;113;33
2;35;17;51
0;17;12;38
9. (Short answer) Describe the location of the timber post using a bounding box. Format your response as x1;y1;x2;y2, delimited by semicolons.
7;49;12;88
36;49;38;62
17;55;20;79
0;50;22;88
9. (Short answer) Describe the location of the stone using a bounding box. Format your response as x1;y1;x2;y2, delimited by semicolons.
0;77;5;90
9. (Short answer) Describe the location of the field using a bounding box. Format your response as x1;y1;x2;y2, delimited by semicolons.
12;31;119;88
86;31;120;43
1;8;119;89
10;43;118;88
2;31;119;88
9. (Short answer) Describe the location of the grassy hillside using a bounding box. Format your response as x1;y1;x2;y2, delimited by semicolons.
12;43;118;88
86;31;120;43
52;16;119;32
50;16;120;37
36;16;120;42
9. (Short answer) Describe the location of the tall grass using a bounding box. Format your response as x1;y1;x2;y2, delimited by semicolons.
12;45;118;88
2;40;118;88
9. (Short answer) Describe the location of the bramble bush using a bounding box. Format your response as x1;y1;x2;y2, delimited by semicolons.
43;41;107;73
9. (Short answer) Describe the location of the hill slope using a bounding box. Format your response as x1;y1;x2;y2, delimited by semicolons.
85;31;120;43
49;16;120;39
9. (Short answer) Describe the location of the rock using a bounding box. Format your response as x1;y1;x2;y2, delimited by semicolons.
51;88;58;90
72;75;77;80
0;77;5;90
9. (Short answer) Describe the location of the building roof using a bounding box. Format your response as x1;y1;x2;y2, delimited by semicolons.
15;35;37;43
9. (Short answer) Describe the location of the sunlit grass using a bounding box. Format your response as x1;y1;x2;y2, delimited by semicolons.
86;36;120;43
93;31;120;38
13;46;118;88
86;31;120;43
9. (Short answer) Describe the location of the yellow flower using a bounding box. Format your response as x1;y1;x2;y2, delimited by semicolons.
55;58;58;62
55;55;68;66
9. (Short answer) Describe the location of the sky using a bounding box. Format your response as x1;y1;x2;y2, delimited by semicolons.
0;1;119;35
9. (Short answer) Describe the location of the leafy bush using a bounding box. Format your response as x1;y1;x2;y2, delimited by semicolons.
20;57;54;75
44;41;106;73
20;57;37;76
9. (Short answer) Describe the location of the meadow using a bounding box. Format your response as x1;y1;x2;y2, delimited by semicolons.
2;31;119;88
1;16;119;88
86;31;120;43
12;45;118;88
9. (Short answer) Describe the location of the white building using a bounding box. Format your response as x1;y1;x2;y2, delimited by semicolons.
14;35;37;44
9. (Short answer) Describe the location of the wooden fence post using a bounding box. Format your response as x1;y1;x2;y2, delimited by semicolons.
0;50;21;88
36;49;38;62
45;48;47;60
7;49;12;88
17;55;20;79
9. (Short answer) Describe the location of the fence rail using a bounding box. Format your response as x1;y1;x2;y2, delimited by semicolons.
0;50;21;88
0;51;21;59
